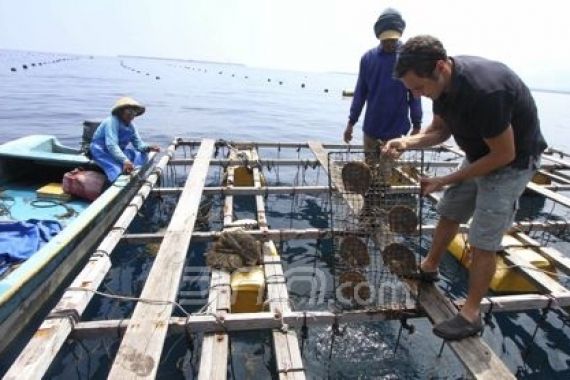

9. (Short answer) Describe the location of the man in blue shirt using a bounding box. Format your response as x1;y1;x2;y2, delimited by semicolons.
344;8;423;157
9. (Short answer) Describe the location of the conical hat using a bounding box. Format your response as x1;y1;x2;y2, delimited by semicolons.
111;97;145;116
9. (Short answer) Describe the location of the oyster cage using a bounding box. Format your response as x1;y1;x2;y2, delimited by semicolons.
328;149;424;309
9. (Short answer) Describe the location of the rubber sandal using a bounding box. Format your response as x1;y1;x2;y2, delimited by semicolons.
433;313;483;340
403;267;440;282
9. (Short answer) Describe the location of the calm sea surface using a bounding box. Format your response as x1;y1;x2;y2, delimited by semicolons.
2;49;570;379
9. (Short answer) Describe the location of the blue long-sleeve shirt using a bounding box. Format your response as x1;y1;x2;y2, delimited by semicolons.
91;115;149;163
349;45;422;140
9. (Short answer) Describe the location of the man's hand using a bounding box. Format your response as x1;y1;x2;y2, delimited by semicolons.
123;160;134;174
420;176;446;196
343;121;354;144
381;138;407;159
148;145;161;152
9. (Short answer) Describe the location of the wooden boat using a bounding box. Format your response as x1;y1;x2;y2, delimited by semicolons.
0;134;154;355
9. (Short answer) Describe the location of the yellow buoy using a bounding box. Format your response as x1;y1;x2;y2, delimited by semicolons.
447;233;556;293
231;266;266;313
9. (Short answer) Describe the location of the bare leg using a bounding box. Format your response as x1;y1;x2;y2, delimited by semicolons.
421;216;459;272
461;247;496;322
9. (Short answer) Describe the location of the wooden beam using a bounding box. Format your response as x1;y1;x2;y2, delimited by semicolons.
411;282;515;379
70;292;570;339
169;158;457;168
512;232;570;275
4;144;175;380
198;156;236;380
119;219;570;245
108;139;215;379
500;235;569;294
249;148;305;380
152;184;419;196
526;182;570;208
176;139;466;152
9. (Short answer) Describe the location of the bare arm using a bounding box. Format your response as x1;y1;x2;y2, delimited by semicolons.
442;125;515;184
421;125;516;195
382;115;450;157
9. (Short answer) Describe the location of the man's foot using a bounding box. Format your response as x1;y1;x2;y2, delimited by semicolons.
433;313;483;340
404;267;440;282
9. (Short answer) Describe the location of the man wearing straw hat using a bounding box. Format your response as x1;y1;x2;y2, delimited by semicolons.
344;8;423;158
383;35;547;340
90;97;160;182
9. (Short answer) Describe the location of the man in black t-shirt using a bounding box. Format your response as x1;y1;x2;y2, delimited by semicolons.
382;35;547;341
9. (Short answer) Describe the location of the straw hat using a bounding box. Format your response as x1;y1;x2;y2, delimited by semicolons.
111;97;145;116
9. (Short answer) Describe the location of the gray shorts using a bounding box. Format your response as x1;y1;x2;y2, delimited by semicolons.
437;158;539;251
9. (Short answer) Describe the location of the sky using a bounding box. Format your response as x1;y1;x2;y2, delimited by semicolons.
1;0;569;89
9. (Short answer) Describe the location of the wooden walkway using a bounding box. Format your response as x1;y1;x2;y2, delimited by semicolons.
6;139;570;379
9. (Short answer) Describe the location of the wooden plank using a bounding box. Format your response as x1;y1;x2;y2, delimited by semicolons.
198;161;235;380
251;147;305;380
177;139;468;152
71;291;570;339
4;147;173;380
412;283;516;379
537;169;570;185
108;139;215;379
500;236;569;295
512;232;570;275
526;182;570;208
170;158;456;168
198;270;230;380
542;153;570;169
120;219;568;244
310;141;514;380
152;184;419;196
72;291;570;339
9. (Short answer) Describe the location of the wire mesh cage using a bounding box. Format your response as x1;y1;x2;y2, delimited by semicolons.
328;149;424;309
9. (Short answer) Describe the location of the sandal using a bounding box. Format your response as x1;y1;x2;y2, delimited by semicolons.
433;313;483;340
403;267;440;282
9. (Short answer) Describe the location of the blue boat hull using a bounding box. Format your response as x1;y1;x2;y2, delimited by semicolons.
0;135;154;355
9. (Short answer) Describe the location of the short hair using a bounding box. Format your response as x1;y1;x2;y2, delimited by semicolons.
395;35;447;78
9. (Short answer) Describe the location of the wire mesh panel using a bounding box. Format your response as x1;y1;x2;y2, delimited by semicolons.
328;149;423;309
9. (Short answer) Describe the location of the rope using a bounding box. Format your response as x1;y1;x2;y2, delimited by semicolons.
522;295;556;360
0;195;15;219
30;199;78;219
65;287;191;317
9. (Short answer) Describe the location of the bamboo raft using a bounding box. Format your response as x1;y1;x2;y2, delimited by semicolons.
5;139;570;379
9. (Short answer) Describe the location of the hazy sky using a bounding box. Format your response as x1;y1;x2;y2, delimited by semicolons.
1;0;569;89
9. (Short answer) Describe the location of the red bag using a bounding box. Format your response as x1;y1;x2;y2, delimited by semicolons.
62;168;106;201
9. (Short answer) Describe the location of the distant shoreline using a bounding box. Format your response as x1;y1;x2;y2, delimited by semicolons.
531;88;570;95
118;54;244;66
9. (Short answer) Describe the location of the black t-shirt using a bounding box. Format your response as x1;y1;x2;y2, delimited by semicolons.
433;56;547;168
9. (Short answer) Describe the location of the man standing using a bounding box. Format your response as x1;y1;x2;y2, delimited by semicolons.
383;35;547;340
344;8;422;155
